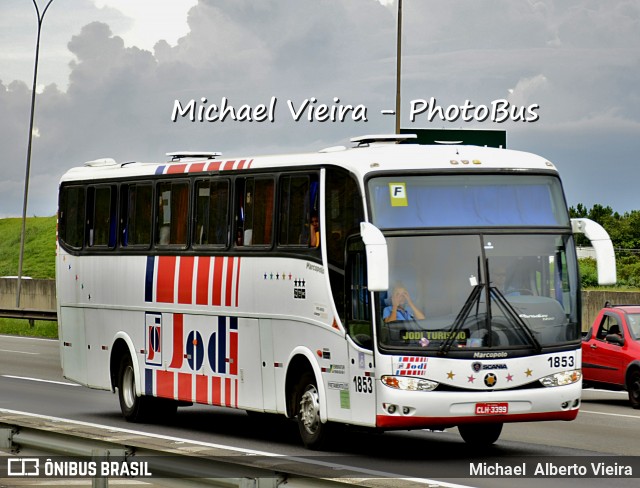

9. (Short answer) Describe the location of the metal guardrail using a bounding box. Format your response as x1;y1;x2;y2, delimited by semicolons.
0;410;422;488
0;308;57;321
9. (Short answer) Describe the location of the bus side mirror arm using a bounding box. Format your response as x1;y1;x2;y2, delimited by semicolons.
360;222;389;292
571;218;616;285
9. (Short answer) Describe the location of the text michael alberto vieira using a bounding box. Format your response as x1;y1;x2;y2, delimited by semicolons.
470;460;633;477
170;96;540;123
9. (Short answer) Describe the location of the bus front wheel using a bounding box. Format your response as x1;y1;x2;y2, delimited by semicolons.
458;423;503;446
296;373;330;449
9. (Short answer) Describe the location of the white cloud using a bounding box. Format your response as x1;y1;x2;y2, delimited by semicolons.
93;0;197;49
1;0;640;218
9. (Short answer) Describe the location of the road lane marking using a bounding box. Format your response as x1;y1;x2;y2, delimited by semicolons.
1;375;79;387
579;409;640;419
0;334;57;342
0;348;39;355
0;408;476;487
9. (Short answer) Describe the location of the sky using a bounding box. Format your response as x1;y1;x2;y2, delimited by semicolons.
1;0;639;218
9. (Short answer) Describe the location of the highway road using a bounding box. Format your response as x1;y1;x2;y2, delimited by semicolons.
1;335;639;487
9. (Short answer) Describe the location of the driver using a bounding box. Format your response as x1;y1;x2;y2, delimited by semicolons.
383;284;426;322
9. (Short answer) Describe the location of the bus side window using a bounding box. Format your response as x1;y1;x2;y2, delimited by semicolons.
346;238;372;350
325;169;364;322
121;183;152;248
278;174;319;247
155;180;189;246
194;178;229;247
87;185;117;248
59;185;86;249
235;176;274;247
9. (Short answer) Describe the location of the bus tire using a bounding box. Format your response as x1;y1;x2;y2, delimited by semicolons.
117;354;177;422
458;423;503;446
295;372;330;450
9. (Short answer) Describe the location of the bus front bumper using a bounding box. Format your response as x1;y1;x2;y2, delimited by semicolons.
375;382;581;430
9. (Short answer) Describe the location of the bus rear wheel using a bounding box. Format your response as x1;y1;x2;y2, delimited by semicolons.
296;373;330;449
458;423;503;446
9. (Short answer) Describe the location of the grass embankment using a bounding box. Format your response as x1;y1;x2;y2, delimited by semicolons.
0;216;58;338
0;216;56;278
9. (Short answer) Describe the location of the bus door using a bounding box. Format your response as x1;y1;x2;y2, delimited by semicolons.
345;238;376;426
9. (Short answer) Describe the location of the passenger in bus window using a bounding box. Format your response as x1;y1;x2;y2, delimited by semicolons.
491;262;527;296
383;284;425;322
492;265;509;291
158;191;171;245
310;213;320;248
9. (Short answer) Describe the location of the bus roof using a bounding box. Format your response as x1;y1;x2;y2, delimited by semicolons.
59;135;558;183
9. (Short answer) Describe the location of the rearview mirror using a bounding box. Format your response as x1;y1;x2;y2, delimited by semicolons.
571;218;616;285
360;222;389;292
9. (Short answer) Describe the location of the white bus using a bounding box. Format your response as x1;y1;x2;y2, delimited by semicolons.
56;134;615;448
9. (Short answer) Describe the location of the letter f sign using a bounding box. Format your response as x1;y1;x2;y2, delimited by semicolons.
389;182;408;207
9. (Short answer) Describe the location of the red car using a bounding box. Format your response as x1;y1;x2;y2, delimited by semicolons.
581;303;640;408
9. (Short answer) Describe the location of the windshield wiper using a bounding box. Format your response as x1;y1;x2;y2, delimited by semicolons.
439;284;483;355
490;286;542;353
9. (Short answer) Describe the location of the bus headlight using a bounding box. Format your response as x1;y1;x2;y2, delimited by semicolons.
539;370;582;387
381;375;438;391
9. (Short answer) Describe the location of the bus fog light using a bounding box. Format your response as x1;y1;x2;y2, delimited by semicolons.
387;404;397;414
381;375;438;391
402;406;411;415
539;370;582;387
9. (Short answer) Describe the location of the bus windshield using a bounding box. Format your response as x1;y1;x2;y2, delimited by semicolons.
376;233;580;353
368;173;569;229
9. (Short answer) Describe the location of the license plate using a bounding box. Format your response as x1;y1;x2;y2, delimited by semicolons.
475;402;509;415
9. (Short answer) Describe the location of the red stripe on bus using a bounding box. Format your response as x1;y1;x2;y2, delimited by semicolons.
246;159;253;168
189;162;206;173
166;164;187;174
235;258;241;306
375;410;578;429
225;377;232;407
223;160;235;171
177;372;192;402
212;376;222;406
212;257;224;306
229;330;238;376
178;256;194;304
196;374;208;404
196;256;210;305
225;257;234;306
206;161;222;171
237;159;246;170
156;370;174;399
169;314;184;369
156;256;176;303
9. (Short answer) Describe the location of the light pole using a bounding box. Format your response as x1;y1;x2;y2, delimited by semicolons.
16;0;56;308
395;0;403;134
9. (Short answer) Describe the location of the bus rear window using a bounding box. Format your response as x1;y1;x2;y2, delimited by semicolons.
368;174;569;229
59;185;85;249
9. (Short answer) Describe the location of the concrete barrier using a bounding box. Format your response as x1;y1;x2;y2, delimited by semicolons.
0;277;57;311
581;290;640;332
